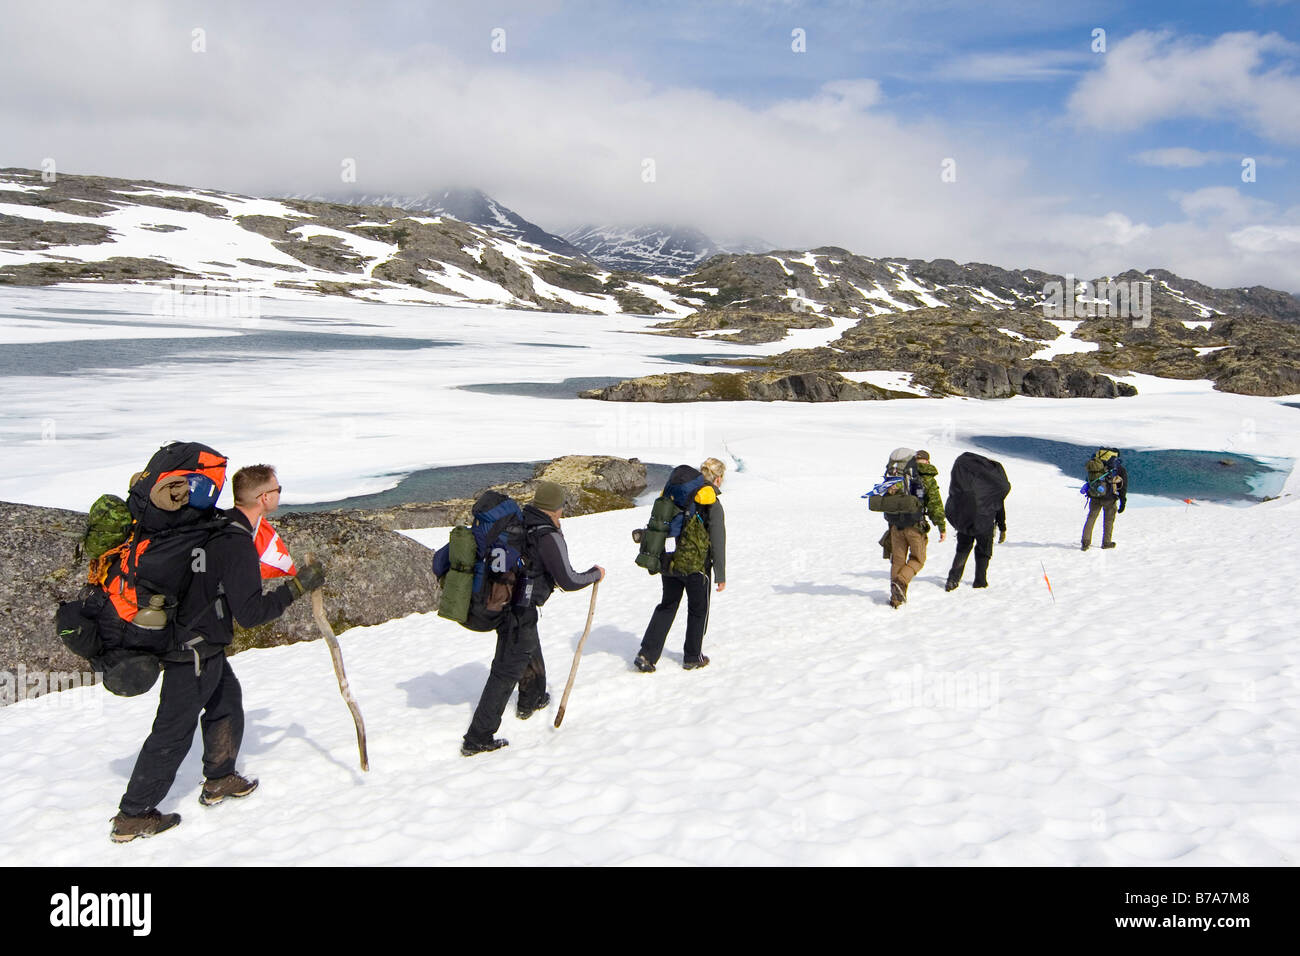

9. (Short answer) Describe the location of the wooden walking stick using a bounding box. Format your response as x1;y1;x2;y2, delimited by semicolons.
554;581;599;729
310;587;370;771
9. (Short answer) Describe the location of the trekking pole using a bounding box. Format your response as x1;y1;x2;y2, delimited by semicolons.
1040;561;1056;604
554;581;599;729
308;584;370;771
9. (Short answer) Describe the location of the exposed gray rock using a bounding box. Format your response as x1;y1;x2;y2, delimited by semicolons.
581;369;913;402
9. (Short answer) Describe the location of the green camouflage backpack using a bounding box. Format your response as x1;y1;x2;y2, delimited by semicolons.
84;494;133;561
670;513;711;575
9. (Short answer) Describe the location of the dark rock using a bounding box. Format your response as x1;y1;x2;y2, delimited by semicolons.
581;369;912;402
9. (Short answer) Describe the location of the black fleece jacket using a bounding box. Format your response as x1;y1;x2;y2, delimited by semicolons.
171;508;296;659
522;505;600;607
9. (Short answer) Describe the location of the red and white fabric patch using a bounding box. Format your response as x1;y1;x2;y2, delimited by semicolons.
254;519;297;579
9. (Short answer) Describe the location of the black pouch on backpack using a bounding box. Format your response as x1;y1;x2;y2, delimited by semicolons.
56;600;103;659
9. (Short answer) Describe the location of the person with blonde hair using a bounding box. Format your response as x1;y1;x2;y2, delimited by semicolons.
634;458;727;672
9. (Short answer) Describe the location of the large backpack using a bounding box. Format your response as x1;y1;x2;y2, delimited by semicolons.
436;491;529;632
633;465;713;576
1081;447;1124;500
864;447;926;515
57;441;233;696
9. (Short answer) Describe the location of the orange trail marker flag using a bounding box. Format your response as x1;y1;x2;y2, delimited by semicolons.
1041;561;1055;603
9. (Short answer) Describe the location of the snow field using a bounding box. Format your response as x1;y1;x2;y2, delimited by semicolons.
2;449;1297;865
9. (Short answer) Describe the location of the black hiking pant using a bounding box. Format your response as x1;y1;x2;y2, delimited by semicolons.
639;572;710;664
466;605;545;744
948;530;994;587
119;654;243;815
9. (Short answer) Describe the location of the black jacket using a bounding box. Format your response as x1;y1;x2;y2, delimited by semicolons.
172;508;296;659
522;505;600;607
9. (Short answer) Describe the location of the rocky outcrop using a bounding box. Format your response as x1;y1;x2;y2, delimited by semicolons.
0;502;91;686
0;257;198;286
649;309;832;344
0;214;115;251
228;512;438;653
311;456;649;530
581;369;914;402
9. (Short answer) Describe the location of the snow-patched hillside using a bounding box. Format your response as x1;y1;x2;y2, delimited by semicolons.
0;170;696;317
0;286;1297;865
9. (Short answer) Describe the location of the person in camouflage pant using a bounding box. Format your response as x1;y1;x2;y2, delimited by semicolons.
886;450;946;607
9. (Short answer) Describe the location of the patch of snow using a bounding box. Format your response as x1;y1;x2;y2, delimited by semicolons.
838;370;929;395
1029;320;1101;360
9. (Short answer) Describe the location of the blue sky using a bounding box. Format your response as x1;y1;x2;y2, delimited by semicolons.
1;0;1297;289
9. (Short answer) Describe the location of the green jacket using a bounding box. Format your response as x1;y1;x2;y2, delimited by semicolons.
917;461;946;532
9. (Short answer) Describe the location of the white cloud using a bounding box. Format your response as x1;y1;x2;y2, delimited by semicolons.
1068;31;1300;144
937;49;1091;82
1229;224;1300;254
1133;147;1234;168
1175;186;1277;222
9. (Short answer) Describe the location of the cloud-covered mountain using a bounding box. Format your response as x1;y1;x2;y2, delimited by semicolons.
562;224;774;275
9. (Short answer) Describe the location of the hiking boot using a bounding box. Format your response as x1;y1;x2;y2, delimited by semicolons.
1080;543;1090;551
461;736;509;757
200;772;259;806
516;692;551;720
110;809;181;843
945;577;960;592
889;582;906;608
682;655;710;670
1101;542;1117;549
972;580;988;589
633;654;656;673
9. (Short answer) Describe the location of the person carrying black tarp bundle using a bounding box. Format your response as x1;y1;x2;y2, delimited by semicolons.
943;452;1010;591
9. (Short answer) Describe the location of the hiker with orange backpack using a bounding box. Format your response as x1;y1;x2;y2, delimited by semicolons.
110;454;323;842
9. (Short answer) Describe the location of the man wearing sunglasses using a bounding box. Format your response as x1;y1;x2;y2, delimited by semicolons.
114;464;324;842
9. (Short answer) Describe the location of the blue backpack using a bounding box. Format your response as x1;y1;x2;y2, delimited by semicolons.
434;492;529;631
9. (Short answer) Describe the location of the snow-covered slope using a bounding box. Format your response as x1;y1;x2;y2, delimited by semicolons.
1;286;1298;865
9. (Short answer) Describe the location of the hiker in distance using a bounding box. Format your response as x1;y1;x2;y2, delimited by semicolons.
870;448;946;608
633;457;727;673
460;481;603;756
1081;447;1127;551
113;461;325;842
943;452;1010;591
